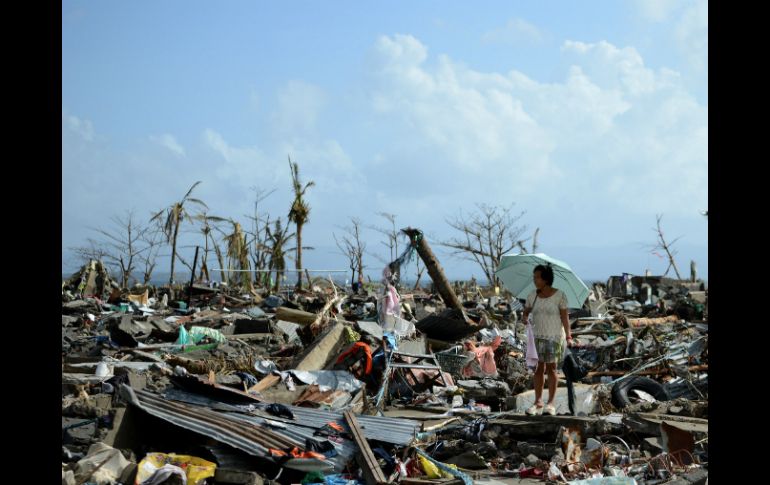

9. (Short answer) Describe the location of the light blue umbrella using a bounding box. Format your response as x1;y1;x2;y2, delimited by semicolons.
495;253;590;309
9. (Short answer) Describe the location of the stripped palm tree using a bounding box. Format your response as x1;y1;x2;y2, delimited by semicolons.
150;181;207;286
224;220;253;290
267;218;295;293
287;156;315;290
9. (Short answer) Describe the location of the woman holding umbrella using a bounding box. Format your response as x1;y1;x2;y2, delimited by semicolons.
521;264;573;415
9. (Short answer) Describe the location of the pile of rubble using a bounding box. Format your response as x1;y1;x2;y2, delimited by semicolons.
61;258;708;485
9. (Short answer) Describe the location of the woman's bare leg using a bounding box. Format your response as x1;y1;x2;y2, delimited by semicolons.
534;362;545;406
545;362;558;405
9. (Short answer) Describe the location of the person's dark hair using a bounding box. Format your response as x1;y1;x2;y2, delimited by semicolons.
533;264;554;286
360;335;376;346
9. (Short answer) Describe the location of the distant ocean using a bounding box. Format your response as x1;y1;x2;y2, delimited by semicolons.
63;269;609;288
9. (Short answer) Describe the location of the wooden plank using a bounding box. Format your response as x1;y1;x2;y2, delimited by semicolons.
275;306;317;325
225;333;273;340
344;411;387;485
627;315;680;327
250;374;282;393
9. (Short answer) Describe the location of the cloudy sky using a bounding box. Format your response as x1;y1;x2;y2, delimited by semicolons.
62;0;708;283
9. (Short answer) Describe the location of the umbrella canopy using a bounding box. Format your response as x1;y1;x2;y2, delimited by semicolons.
495;253;590;309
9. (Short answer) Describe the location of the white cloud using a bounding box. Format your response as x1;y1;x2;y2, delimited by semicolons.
203;128;271;183
675;0;708;72
634;0;680;22
150;134;185;157
272;80;327;135
66;114;94;141
561;40;666;96
369;34;707;216
633;0;708;74
203;128;364;196
482;18;544;45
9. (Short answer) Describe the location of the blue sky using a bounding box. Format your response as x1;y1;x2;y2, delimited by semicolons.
62;0;708;283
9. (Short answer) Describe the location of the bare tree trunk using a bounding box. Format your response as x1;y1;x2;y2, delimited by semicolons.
212;239;226;283
199;235;210;281
296;223;303;290
532;228;540;253
143;262;155;285
274;270;282;293
403;228;466;319
170;220;181;286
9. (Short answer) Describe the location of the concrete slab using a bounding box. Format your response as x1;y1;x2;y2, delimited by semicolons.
511;383;599;415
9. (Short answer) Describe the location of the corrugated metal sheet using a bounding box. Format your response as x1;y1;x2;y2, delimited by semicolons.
293;386;352;409
162;387;420;446
248;405;421;446
224;412;357;471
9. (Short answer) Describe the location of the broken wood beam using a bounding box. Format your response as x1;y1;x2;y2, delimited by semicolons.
275;306;317;325
402;228;466;320
250;374;282;393
344;411;388;485
627;315;680;327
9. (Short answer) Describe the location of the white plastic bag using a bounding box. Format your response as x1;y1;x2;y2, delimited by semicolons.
526;323;539;369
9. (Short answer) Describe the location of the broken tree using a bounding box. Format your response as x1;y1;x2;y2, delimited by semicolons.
402;228;466;319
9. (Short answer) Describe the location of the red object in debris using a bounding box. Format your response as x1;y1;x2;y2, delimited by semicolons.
327;421;344;432
518;467;544;478
336;342;373;374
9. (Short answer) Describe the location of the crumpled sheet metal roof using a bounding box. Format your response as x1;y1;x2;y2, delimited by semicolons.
161;387;421;446
250;403;421;446
121;385;297;460
225;412;357;471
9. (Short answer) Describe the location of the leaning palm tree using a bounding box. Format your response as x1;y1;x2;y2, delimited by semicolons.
287;156;315;290
150;181;207;286
267;218;295;294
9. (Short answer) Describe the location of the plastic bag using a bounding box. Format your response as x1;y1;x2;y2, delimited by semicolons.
135;453;216;485
176;325;227;345
189;326;227;344
418;455;442;479
526;324;539;369
175;326;190;345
